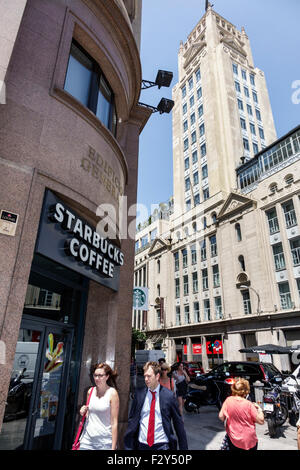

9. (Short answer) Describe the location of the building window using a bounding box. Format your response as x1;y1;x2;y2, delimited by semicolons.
290;238;300;266
250;123;256;135
192;150;198;164
194;302;200;322
183;103;187;115
184;138;189;151
199;123;205;137
141;234;148;247
232;63;238;75
250;73;255;86
182;248;188;268
157;284;160;297
210;235;217;257
253;143;259;154
215;297;223;319
203;187;210;200
201;143;207;157
135;240;139;252
198;104;204;117
202;268;208;290
185;177;191;191
188;77;194;90
195;68;201;82
182;85;186;98
174;252;179;271
285;174;294;185
244;86;249;98
272;243;286;271
243;138;250;151
186;199;191;211
157;259;160;273
201;164;208;179
240;118;246;130
238;255;246;271
252;91;258;103
191;244;197;264
150;228;157;240
190;95;195;107
235;223;242;241
184;157;189;170
176;306;181;325
191;131;197;144
282;200;297;228
237;99;244;111
235;81;241;93
197;87;202;100
194;193;200;206
192;272;198;293
183;120;188;132
184;304;190;324
241;69;247;80
279;282;292;309
297;279;300;301
193;171;199;185
200;240;207;261
266;208;280;234
255;108;261;121
247;104;253;116
64;40;117;134
259;127;265;140
242;290;252;315
175;278;180;298
204;299;211;321
183;275;189;296
190;113;196;126
212;265;220;287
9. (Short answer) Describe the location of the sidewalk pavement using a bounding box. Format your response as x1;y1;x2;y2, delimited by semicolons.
183;405;298;450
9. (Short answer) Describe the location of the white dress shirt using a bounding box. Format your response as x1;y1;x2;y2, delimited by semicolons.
138;385;169;444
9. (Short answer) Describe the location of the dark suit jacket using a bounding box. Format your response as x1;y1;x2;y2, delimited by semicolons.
124;385;188;450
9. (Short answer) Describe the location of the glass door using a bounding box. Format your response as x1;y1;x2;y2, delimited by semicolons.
0;318;73;450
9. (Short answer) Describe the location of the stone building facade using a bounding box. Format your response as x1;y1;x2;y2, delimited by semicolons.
133;6;300;374
0;0;151;450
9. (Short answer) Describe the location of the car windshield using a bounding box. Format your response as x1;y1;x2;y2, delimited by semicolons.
188;363;201;368
263;363;281;379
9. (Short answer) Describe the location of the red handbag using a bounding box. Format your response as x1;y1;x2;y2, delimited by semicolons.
72;387;94;450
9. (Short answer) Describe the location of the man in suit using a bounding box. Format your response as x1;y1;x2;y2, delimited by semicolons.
124;361;188;450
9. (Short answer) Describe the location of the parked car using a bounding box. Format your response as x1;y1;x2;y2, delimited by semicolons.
171;361;204;379
196;361;284;403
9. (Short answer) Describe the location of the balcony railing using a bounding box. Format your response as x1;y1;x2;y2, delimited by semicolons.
284;209;297;228
274;253;286;271
268;217;279;234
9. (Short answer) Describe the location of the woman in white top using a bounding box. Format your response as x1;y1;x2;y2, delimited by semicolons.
79;362;119;450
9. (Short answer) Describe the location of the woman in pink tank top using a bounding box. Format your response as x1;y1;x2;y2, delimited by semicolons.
219;378;264;450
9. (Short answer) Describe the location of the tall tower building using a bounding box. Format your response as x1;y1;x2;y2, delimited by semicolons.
134;5;300;374
172;3;276;213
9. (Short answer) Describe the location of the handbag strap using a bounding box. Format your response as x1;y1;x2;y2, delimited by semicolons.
74;387;94;444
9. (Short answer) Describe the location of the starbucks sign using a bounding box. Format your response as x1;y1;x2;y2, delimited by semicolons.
133;287;148;310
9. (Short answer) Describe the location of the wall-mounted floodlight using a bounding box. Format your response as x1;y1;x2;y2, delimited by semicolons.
142;70;173;90
139;98;174;114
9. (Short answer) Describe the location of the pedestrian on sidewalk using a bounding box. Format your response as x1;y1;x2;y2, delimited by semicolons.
218;377;264;451
78;362;119;450
297;416;300;450
124;361;188;450
159;363;176;395
173;362;190;416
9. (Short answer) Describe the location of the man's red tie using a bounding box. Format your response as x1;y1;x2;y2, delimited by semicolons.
147;391;156;447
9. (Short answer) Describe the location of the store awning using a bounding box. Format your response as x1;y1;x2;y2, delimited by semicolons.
239;343;300;355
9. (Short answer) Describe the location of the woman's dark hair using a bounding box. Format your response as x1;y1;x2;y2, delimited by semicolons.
92;362;118;389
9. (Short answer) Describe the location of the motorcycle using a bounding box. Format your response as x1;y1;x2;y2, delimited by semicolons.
184;374;222;412
280;365;300;426
4;368;32;422
263;379;288;438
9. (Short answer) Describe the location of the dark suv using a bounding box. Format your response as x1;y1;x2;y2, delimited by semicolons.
199;361;284;403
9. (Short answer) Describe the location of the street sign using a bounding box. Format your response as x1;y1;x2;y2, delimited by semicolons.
133;287;148;310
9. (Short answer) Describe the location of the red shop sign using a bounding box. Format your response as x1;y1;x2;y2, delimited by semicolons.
183;344;202;355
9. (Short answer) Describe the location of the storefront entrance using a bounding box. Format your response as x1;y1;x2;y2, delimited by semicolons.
0;254;88;450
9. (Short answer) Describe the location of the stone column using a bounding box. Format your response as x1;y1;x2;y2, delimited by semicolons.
187;336;193;361
201;336;209;372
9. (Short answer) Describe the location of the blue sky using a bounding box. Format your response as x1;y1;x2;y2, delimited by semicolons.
137;0;300;217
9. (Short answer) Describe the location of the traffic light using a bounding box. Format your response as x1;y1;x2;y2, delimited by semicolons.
208;342;214;353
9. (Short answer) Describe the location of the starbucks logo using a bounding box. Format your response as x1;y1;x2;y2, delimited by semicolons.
133;288;146;308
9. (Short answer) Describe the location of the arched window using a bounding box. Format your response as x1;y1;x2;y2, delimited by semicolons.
285;174;294;185
212;212;217;224
269;183;277;194
238;255;246;271
235;223;242;242
203;217;207;229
